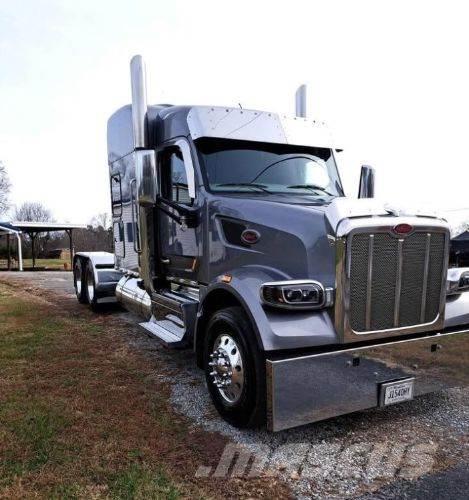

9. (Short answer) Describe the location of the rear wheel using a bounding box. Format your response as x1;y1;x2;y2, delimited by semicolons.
204;306;266;428
84;261;100;311
73;258;88;304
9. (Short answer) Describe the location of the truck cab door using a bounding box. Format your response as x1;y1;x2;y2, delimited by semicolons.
157;141;199;283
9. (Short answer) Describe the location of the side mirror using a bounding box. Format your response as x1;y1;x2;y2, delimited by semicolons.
135;150;158;206
358;165;375;198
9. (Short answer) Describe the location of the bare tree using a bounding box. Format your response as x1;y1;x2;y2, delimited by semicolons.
14;201;54;223
454;221;469;238
0;161;11;215
48;213;113;254
14;202;55;257
91;212;111;230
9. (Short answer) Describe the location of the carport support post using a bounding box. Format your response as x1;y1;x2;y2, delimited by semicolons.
66;229;74;270
7;234;11;270
16;233;23;271
31;233;36;270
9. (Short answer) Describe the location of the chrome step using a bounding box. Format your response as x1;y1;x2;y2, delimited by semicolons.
139;315;185;346
148;288;199;346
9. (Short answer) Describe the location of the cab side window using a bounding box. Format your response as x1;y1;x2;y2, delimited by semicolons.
162;147;192;205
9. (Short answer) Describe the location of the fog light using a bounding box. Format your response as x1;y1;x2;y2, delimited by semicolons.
260;280;334;310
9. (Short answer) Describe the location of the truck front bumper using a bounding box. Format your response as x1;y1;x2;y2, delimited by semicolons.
266;328;469;431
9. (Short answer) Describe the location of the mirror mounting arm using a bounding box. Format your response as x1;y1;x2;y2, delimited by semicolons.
156;198;198;228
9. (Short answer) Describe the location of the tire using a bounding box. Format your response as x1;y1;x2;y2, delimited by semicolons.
73;258;88;304
84;261;100;312
204;306;266;428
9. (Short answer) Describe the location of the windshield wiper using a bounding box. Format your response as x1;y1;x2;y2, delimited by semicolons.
286;184;334;196
216;182;272;194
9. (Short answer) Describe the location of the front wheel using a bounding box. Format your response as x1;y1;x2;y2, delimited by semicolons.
204;306;266;428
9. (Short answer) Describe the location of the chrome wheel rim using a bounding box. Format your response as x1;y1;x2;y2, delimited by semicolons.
74;263;82;295
87;271;94;301
209;334;245;404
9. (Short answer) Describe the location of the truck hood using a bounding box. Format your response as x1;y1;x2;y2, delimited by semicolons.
208;194;445;286
325;197;442;234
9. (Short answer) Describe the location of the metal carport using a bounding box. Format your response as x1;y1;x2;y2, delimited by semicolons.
0;221;87;271
0;223;23;271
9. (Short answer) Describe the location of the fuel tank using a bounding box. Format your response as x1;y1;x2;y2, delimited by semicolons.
115;275;152;320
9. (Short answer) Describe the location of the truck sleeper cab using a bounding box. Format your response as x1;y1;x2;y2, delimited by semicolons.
73;56;469;431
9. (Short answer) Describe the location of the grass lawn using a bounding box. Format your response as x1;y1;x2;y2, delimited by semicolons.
22;258;71;270
0;283;289;499
0;284;184;498
0;259;71;271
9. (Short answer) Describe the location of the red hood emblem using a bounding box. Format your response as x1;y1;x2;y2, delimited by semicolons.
393;223;413;235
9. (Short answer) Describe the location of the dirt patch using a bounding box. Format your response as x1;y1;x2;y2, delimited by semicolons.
0;281;291;499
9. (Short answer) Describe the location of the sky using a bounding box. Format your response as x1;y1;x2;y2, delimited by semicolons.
1;0;468;227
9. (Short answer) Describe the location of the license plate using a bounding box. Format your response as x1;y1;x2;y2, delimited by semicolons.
379;378;414;406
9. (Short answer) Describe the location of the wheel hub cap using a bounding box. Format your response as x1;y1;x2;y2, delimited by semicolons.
75;266;82;294
87;273;94;301
209;334;244;404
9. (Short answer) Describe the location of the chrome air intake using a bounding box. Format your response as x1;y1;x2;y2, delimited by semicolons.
335;217;450;342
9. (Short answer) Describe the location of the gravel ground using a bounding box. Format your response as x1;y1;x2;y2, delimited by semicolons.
359;462;469;500
1;271;468;498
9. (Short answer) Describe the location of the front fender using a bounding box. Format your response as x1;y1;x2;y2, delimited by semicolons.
201;266;339;352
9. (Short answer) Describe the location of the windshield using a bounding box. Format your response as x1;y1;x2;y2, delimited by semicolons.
195;138;344;199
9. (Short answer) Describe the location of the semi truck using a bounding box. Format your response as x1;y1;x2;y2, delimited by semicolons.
73;56;469;431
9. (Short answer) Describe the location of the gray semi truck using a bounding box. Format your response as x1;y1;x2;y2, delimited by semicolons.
73;55;469;431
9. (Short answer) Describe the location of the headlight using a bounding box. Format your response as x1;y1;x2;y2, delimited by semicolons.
260;280;334;310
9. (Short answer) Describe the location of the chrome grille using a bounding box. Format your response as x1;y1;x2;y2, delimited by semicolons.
349;231;446;332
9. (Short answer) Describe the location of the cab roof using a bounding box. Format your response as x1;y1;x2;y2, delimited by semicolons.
107;104;336;164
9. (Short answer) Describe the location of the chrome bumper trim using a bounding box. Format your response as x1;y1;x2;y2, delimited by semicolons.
266;328;469;431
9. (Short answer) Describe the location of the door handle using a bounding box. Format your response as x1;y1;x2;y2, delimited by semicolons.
161;258;171;265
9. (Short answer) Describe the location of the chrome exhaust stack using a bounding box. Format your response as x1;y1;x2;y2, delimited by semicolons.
130;55;148;149
295;84;307;118
129;55;156;297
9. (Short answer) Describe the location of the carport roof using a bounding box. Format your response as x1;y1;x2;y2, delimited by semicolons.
0;221;87;234
0;222;21;235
